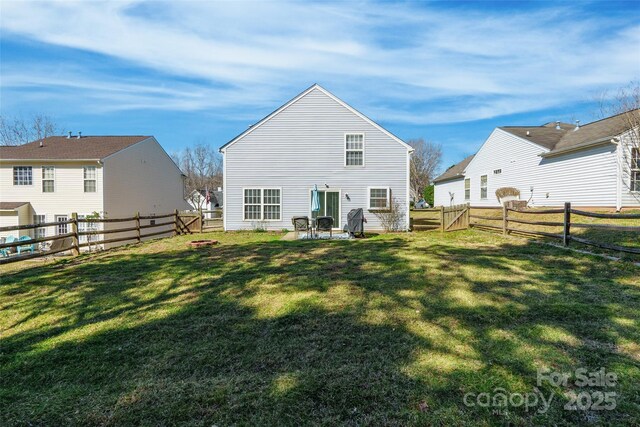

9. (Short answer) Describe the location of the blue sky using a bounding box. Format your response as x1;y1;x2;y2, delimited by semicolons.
1;0;639;170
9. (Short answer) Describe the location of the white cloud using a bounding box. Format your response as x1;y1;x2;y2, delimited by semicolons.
1;0;638;124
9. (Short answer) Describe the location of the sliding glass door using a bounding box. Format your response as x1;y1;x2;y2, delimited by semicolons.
310;190;340;227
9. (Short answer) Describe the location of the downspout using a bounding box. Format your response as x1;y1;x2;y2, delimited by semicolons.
615;137;622;211
222;149;227;231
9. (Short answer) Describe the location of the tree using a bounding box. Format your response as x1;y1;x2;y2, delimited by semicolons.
408;138;442;202
0;114;61;146
173;142;223;209
423;184;434;207
598;82;640;197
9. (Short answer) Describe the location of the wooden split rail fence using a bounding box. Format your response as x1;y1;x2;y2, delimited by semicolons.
470;202;640;255
0;210;207;265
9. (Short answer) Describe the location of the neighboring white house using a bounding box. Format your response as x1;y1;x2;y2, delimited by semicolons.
0;134;189;246
186;188;223;218
434;111;640;210
220;84;413;231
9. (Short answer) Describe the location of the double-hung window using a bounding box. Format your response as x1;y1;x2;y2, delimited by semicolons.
13;166;32;185
368;187;390;210
33;215;46;239
243;188;281;220
55;215;68;235
42;166;55;192
345;133;364;166
78;215;100;243
480;175;488;199
84;166;97;192
632;148;640;192
464;178;470;200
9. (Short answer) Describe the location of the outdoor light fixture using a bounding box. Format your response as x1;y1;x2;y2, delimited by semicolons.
345;193;350;200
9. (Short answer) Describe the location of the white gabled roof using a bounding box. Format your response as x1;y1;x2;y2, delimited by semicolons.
219;84;413;153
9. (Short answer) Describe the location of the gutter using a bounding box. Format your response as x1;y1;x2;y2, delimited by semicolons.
539;135;617;158
433;174;465;184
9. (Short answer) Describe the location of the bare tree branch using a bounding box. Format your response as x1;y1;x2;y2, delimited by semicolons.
0;114;61;146
408;138;442;201
173;142;223;208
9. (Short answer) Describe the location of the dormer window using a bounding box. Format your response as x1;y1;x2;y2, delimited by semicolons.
345;133;364;166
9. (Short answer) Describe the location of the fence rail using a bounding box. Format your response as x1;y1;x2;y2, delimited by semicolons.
470;202;640;256
0;209;221;265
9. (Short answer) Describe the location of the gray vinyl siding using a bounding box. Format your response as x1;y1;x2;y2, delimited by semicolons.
223;87;409;231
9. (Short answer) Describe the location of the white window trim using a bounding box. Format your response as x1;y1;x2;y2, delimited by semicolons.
55;215;69;235
13;166;33;186
344;132;365;167
307;188;342;228
367;186;390;210
631;148;640;192
42;165;55;193
464;178;471;201
480;175;488;200
242;187;282;221
33;214;46;239
83;166;97;193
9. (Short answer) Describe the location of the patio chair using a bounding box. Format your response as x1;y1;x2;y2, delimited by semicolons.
315;216;334;238
1;235;17;257
291;216;311;239
17;236;36;255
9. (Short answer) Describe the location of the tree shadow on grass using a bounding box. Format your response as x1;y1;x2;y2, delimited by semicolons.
1;232;639;425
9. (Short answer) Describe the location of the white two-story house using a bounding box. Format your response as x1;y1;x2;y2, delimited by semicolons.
434;110;640;210
0;134;189;244
220;84;413;231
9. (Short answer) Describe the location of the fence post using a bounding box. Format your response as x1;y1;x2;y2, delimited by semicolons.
135;211;141;243
174;209;179;236
502;204;508;235
440;205;445;232
70;212;80;256
563;202;571;246
466;203;470;229
199;207;203;233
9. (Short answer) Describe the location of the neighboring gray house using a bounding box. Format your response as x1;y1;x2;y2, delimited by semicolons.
220;84;413;231
434;110;640;210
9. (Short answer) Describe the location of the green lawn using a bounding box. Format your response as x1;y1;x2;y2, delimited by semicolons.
1;231;639;425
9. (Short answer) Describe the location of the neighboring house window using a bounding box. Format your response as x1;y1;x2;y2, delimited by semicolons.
55;215;68;235
493;169;502;175
632;148;640;192
480;175;488;199
42;166;55;192
78;215;100;243
33;215;46;239
464;178;470;200
13;166;32;185
368;187;390;210
345;133;364;166
243;188;282;221
84;166;97;192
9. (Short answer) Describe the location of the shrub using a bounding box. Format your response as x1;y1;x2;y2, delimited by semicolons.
372;197;406;231
424;184;434;207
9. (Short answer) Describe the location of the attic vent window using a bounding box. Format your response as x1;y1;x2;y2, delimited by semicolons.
493;169;502;175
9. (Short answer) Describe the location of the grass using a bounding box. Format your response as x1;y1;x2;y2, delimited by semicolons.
1;230;639;425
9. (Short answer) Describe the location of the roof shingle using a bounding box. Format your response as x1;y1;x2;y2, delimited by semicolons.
433;154;475;183
0;136;151;160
